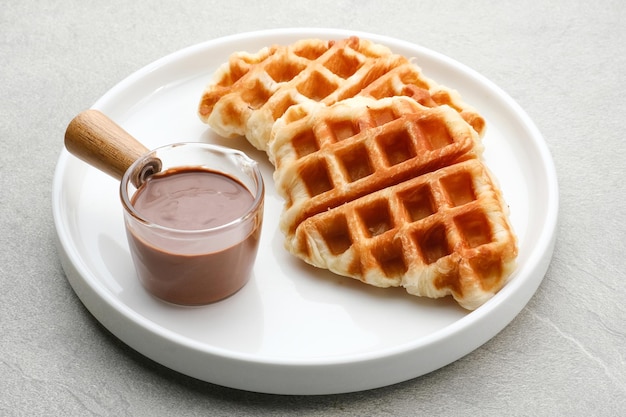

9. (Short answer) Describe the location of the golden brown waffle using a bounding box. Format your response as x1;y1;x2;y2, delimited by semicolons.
198;37;486;151
270;96;517;310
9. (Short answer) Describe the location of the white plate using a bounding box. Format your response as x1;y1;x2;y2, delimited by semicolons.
52;28;558;395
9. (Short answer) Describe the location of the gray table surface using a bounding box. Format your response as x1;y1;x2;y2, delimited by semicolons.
2;1;625;415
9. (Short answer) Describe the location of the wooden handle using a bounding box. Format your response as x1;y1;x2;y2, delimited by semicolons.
64;109;160;186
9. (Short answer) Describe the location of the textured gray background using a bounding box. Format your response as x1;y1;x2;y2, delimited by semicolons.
2;1;625;415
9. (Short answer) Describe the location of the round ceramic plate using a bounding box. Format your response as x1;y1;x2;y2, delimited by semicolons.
52;28;558;395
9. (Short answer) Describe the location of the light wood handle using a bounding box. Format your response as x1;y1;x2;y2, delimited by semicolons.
64;109;161;186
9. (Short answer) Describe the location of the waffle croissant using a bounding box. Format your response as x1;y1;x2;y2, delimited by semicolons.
270;96;517;310
198;37;485;151
197;37;517;309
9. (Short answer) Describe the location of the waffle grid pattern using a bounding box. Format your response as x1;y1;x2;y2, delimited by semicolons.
291;158;517;309
198;38;516;309
271;97;516;309
273;98;481;232
199;37;486;151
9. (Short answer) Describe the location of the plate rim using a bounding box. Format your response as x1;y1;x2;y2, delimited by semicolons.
52;27;559;394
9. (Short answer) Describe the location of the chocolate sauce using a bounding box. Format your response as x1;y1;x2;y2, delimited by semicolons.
126;167;262;305
132;167;255;230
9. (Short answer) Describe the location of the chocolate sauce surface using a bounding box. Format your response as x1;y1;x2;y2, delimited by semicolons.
132;167;254;230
